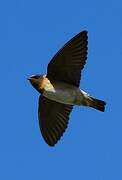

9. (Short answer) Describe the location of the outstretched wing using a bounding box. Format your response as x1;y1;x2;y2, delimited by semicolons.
38;96;73;146
47;31;88;87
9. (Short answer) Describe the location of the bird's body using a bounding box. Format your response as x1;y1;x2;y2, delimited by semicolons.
28;31;106;146
41;77;85;105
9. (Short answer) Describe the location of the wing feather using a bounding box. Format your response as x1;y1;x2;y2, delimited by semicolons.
47;31;88;87
38;96;73;146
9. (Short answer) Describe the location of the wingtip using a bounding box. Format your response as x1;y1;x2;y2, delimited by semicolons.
77;30;87;36
82;30;88;34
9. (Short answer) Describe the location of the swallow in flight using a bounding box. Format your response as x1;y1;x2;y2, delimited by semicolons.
28;31;106;146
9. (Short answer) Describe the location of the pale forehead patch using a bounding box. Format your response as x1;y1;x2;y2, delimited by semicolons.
30;74;36;78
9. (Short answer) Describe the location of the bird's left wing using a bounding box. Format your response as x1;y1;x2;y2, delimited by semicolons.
38;95;73;146
47;31;88;87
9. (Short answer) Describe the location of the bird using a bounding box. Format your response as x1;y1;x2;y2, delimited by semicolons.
28;31;106;147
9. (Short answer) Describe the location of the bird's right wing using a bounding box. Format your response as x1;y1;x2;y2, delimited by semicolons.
38;95;73;146
47;31;88;87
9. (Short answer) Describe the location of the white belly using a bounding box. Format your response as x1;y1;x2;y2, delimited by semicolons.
43;81;82;105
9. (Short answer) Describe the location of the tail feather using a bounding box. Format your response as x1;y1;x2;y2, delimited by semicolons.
89;96;106;112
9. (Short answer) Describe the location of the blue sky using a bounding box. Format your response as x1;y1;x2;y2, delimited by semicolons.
0;0;122;179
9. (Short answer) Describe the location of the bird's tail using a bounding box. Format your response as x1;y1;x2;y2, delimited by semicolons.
88;96;106;112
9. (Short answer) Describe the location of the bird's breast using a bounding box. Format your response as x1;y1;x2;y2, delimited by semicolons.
43;81;80;105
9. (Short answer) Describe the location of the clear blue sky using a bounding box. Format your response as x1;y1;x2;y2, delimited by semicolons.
0;0;122;179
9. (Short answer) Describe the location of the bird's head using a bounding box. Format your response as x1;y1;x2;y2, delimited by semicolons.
28;74;46;93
